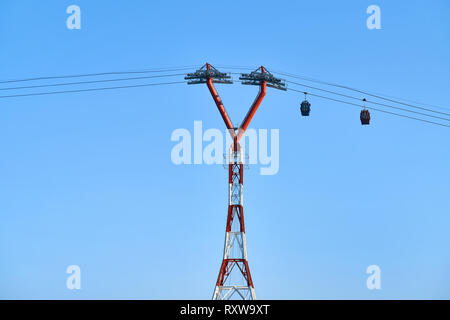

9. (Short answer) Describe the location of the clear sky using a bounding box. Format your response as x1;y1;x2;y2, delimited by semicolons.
0;0;449;299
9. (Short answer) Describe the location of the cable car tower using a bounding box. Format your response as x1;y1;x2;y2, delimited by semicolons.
185;63;286;300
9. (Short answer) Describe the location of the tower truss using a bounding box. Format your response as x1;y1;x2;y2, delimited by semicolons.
185;63;285;300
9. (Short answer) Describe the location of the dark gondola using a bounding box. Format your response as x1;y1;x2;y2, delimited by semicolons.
300;92;311;116
360;98;370;125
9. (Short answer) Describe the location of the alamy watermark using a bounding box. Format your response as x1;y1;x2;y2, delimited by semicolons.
66;265;81;290
66;5;81;30
366;264;381;290
366;5;381;30
170;121;279;175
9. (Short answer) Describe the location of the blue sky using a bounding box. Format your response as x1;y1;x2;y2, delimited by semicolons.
0;0;449;299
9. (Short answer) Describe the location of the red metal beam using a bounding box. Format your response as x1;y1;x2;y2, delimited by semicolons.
237;66;267;142
204;64;269;146
205;63;235;138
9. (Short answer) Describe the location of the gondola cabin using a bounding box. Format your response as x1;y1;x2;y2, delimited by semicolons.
360;109;370;125
300;100;311;116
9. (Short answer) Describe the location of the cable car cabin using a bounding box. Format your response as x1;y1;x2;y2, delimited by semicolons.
360;109;370;125
300;100;311;116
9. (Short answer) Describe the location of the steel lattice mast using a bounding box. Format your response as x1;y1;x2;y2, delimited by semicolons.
185;63;286;300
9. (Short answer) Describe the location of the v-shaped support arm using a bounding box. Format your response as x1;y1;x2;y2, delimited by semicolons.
205;66;267;147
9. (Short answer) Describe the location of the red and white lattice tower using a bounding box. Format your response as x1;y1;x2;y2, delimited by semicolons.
185;63;286;300
213;141;254;300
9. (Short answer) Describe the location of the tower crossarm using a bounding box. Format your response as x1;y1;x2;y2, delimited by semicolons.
185;63;233;85
239;66;287;91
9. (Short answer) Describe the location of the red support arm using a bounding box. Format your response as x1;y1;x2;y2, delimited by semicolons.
205;63;236;141
237;81;266;142
204;64;268;145
206;78;235;134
